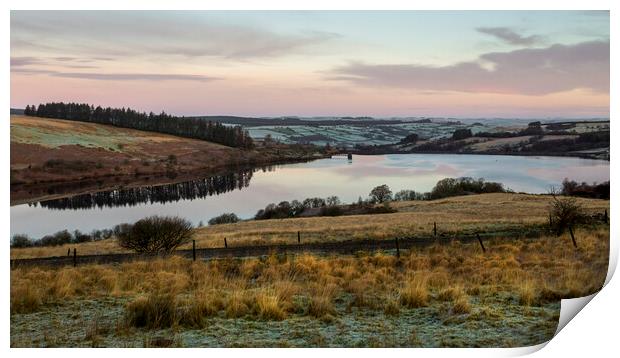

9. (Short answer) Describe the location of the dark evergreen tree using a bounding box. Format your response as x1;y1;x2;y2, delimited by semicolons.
25;102;254;149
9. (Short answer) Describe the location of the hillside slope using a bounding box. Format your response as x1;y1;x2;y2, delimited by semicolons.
11;115;327;202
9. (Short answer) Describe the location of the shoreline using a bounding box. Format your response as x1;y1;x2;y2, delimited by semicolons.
10;155;328;206
11;151;610;206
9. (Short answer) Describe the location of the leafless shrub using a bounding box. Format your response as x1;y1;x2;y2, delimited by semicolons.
548;188;585;235
115;215;193;254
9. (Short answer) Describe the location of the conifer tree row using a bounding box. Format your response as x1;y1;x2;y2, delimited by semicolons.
23;102;254;149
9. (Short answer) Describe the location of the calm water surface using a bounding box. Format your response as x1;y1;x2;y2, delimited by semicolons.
10;154;609;237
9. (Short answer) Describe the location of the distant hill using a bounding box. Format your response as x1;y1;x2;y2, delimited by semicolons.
10;108;24;115
192;115;421;127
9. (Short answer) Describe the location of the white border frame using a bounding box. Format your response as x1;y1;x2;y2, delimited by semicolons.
3;1;616;357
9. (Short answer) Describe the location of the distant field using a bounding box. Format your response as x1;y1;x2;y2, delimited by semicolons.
246;121;490;147
560;121;610;134
242;118;610;149
10;193;609;259
468;136;533;151
11;115;187;152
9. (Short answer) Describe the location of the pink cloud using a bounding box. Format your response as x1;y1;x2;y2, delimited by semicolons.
329;40;609;96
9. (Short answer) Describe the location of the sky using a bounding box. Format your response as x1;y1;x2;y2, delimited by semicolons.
10;11;610;118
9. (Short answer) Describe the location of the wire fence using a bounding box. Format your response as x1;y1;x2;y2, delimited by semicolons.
11;222;580;268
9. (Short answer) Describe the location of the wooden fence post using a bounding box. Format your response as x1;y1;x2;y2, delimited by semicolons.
395;237;400;258
433;222;437;237
298;231;301;244
224;237;228;248
73;248;77;267
68;248;71;256
604;209;608;224
569;227;577;248
192;240;196;261
476;233;486;253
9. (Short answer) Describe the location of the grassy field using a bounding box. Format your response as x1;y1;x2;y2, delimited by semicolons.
10;224;609;347
10;115;236;173
11;115;185;150
10;193;610;259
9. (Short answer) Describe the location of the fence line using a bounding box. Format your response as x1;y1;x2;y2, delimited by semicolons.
11;226;555;268
11;209;610;268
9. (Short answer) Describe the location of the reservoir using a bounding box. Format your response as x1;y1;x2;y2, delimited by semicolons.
10;154;609;237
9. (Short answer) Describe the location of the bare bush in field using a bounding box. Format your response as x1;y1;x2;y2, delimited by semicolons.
548;188;586;234
115;215;193;254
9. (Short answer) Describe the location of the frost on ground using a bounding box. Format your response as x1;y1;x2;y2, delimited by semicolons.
11;295;558;348
11;224;606;348
246;122;476;147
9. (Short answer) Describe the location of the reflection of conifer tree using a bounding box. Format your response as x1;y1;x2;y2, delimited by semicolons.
39;169;255;210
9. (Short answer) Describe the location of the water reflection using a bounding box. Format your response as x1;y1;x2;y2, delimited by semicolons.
33;168;257;210
11;154;609;238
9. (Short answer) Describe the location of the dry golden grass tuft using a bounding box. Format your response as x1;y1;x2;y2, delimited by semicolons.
383;294;401;316
225;289;250;318
255;290;287;321
438;285;467;302
124;293;178;329
10;280;42;314
452;296;472;314
308;284;337;317
518;280;537;306
400;274;429;308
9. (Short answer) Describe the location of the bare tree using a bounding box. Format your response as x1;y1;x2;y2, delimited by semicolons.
116;216;193;254
548;188;585;235
326;196;341;206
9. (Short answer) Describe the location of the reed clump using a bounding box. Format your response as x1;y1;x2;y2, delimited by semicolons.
400;274;429;308
452;296;472;314
124;293;178;329
518;280;537;306
255;290;287;321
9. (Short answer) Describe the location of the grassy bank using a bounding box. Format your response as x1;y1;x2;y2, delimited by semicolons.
10;226;608;347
